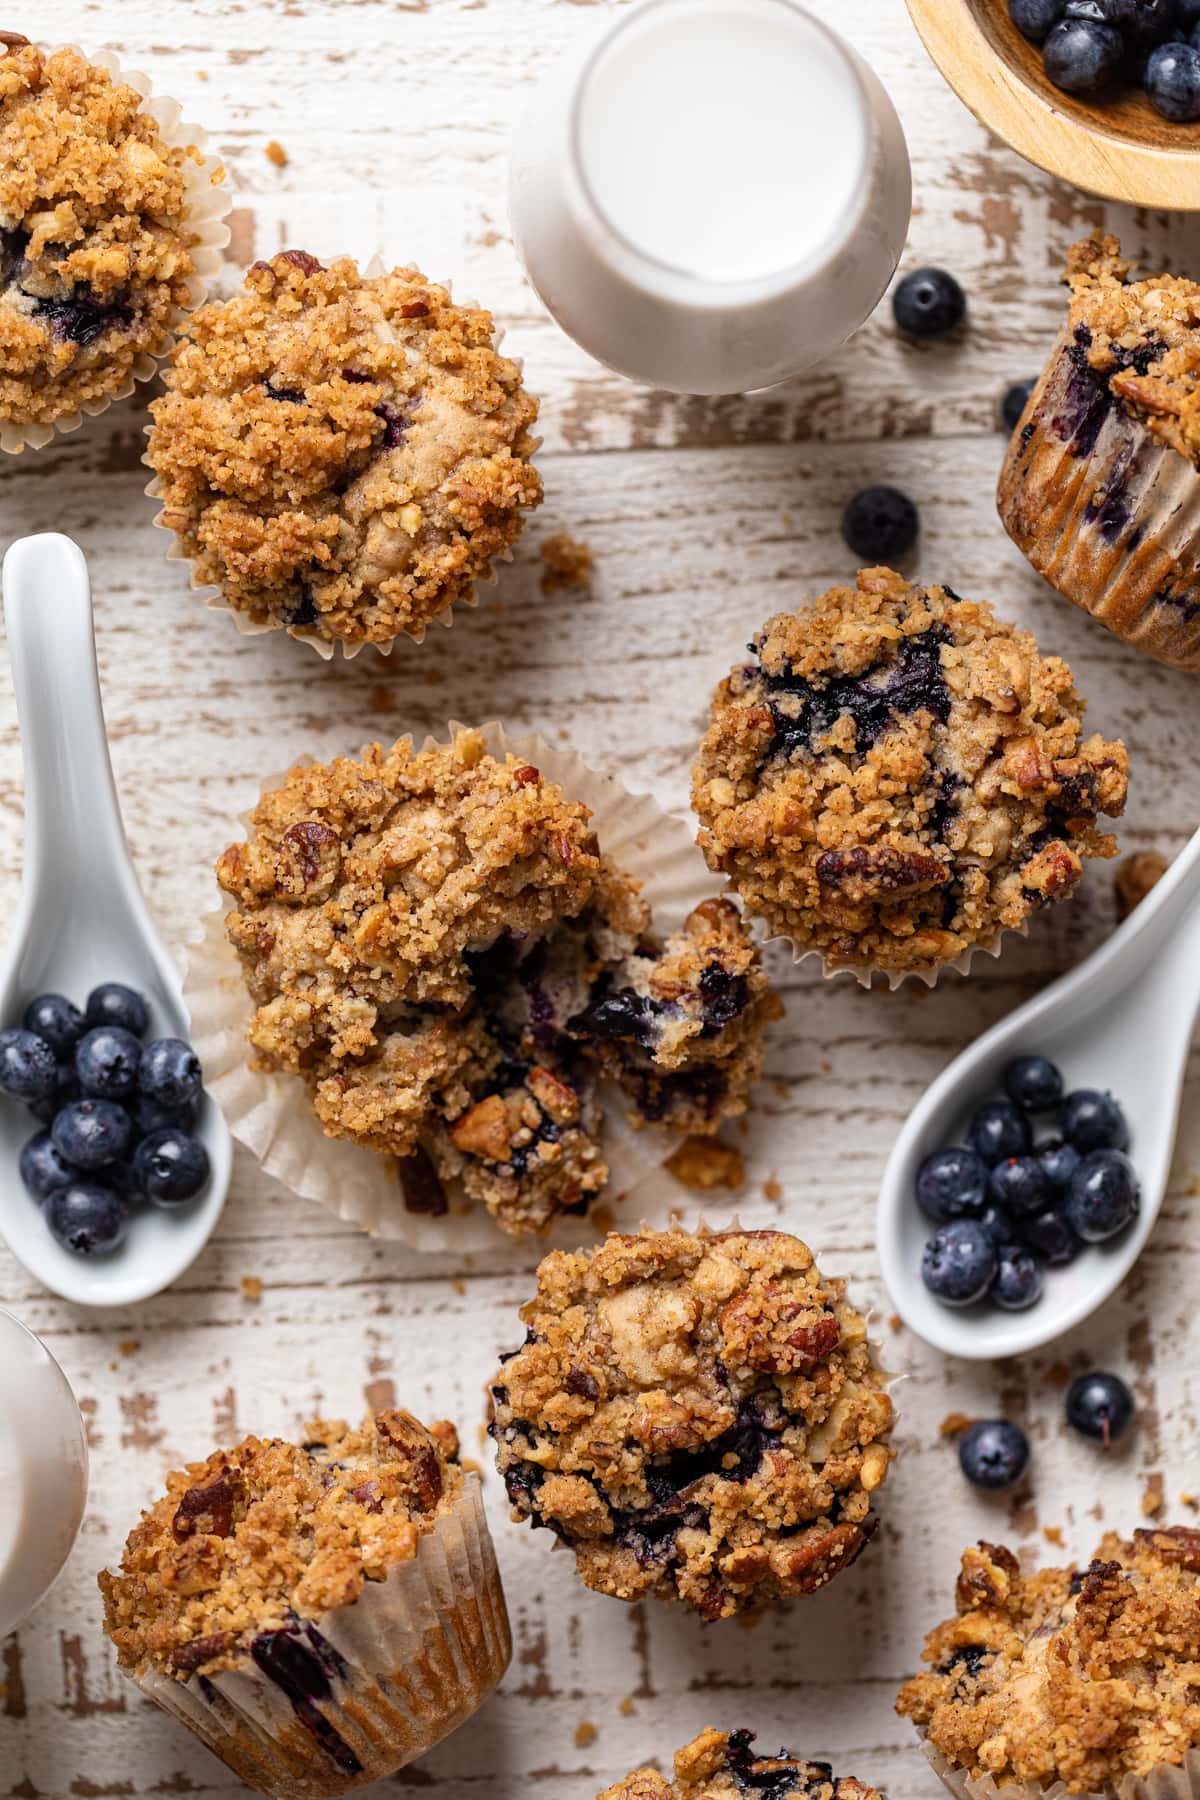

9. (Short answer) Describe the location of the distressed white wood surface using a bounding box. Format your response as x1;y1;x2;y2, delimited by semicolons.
4;2;1200;1795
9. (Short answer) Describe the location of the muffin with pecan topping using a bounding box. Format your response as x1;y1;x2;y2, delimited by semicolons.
99;1410;510;1798
599;1727;883;1799
490;1226;895;1619
692;567;1128;982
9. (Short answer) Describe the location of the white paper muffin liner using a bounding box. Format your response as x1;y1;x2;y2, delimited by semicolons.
182;721;738;1250
0;43;231;455
127;1474;510;1800
920;1736;1200;1800
775;923;1018;994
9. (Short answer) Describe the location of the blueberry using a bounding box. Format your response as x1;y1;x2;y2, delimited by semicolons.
1043;18;1124;92
969;1099;1032;1166
978;1202;1016;1245
1124;0;1180;46
1065;1149;1139;1242
921;1220;997;1306
988;1155;1049;1217
75;1026;141;1102
959;1420;1030;1492
991;1242;1044;1310
1183;0;1200;25
1021;1205;1083;1266
29;1060;80;1126
133;1129;210;1205
19;1131;73;1203
916;1145;987;1222
1065;1370;1135;1444
0;1028;58;1103
1059;1089;1128;1153
1009;0;1065;38
1002;379;1036;433
1004;1055;1064;1113
133;1093;197;1138
139;1038;202;1111
1145;41;1200;119
893;267;966;340
841;485;920;563
1036;1137;1081;1191
84;982;149;1038
52;1099;134;1171
22;993;83;1060
45;1182;128;1256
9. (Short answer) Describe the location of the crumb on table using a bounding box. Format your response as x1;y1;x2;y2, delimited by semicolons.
575;1721;598;1749
665;1134;745;1191
1043;1524;1065;1547
540;532;594;594
939;1411;972;1438
1142;1472;1166;1518
265;139;288;167
239;1275;262;1302
762;1176;782;1201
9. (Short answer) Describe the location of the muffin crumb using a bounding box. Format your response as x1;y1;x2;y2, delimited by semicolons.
541;532;595;594
1114;849;1168;920
665;1135;745;1191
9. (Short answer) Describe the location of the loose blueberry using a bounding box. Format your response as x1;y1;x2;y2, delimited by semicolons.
969;1099;1032;1166
139;1038;202;1111
1065;1370;1135;1444
916;1145;987;1222
0;1028;58;1103
1004;1055;1064;1113
959;1420;1030;1492
893;267;966;340
922;1219;997;1306
991;1242;1044;1310
45;1182;128;1256
1145;41;1200;118
84;982;149;1037
1020;1205;1083;1266
1043;17;1124;92
988;1155;1050;1218
133;1129;210;1205
19;1131;73;1203
22;993;83;1060
1002;378;1036;433
133;1093;197;1138
1065;1149;1139;1242
75;1026;142;1102
841;485;920;563
1059;1088;1129;1153
1036;1137;1081;1191
51;1099;134;1172
1009;0;1065;39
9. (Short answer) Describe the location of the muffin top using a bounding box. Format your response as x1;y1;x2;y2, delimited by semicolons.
99;1410;462;1681
490;1227;894;1618
147;252;542;649
598;1727;881;1800
0;35;201;428
896;1528;1200;1792
692;567;1129;978
1065;232;1200;469
217;729;773;1235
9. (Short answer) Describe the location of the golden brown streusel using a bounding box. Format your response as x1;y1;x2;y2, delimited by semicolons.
692;567;1128;977
148;252;542;648
99;1411;461;1680
0;37;202;427
599;1728;881;1800
490;1227;894;1619
897;1528;1200;1792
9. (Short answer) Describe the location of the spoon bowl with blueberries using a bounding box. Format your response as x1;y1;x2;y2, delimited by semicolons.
0;534;231;1307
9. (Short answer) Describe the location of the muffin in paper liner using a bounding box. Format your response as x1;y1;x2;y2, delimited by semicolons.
183;721;760;1251
997;327;1200;674
119;1474;510;1800
919;1738;1200;1800
0;43;230;455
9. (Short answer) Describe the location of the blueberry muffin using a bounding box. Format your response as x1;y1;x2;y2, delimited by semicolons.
598;1728;882;1800
216;729;774;1236
999;233;1200;673
897;1528;1200;1796
490;1226;894;1619
0;35;207;434
147;252;542;650
99;1410;510;1798
692;567;1129;981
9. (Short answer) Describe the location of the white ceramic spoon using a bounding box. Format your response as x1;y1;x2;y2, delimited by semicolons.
0;533;231;1307
878;825;1200;1360
0;1308;88;1635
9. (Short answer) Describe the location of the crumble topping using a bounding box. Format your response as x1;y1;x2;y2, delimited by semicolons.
490;1227;894;1618
216;730;774;1236
99;1410;462;1681
897;1528;1200;1792
0;37;201;427
691;567;1128;977
147;252;542;648
598;1728;882;1799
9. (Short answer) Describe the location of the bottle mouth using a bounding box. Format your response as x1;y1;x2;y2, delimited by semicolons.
568;0;874;298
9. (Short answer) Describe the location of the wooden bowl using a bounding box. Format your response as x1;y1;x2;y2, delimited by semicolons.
905;0;1200;209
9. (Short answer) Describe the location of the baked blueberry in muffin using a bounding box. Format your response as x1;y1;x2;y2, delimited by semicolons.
692;567;1128;980
598;1727;882;1799
490;1226;894;1617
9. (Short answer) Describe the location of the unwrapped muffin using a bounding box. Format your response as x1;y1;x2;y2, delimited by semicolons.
598;1727;882;1799
999;233;1200;672
692;567;1128;981
490;1226;895;1619
147;251;542;651
99;1409;509;1799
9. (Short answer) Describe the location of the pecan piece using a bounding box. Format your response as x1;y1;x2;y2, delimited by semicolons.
450;1094;512;1162
1134;1525;1200;1568
527;1065;579;1125
171;1632;231;1674
351;1480;383;1514
513;764;541;786
398;1147;447;1216
955;1540;1019;1612
377;1410;443;1511
172;1470;243;1542
719;1282;840;1374
279;249;323;275
1003;735;1054;792
1021;840;1082;902
565;1365;600;1400
771;1521;868;1593
815;845;948;900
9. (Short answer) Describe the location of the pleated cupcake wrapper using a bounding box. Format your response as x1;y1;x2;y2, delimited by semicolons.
128;1475;510;1800
920;1736;1200;1800
182;720;730;1250
774;924;1019;994
997;328;1200;674
148;255;539;659
1;44;231;456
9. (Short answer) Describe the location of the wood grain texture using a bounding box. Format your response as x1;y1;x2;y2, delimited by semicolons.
3;2;1200;1795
